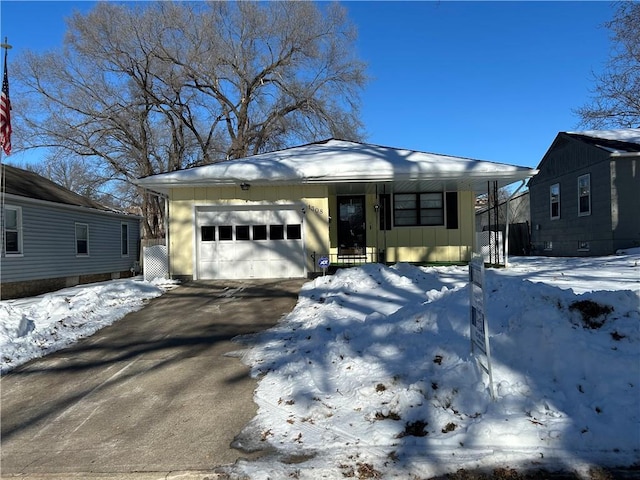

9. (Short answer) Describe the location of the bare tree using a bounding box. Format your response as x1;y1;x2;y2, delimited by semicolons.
30;154;138;210
12;1;367;238
575;2;640;128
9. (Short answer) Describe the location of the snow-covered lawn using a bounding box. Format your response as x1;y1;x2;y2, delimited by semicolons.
226;250;640;478
1;252;638;478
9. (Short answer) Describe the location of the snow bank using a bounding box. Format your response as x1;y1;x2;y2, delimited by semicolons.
227;253;640;478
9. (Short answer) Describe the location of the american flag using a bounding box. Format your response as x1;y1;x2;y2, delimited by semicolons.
0;45;11;156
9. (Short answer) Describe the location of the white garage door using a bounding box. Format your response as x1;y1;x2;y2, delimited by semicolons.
196;206;306;280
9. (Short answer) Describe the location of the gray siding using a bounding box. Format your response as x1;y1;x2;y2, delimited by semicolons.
611;157;640;251
529;134;638;256
2;198;140;283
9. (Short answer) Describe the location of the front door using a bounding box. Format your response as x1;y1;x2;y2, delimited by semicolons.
338;196;366;256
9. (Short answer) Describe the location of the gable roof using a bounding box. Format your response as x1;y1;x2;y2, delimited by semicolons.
2;163;111;211
138;139;537;194
565;129;640;154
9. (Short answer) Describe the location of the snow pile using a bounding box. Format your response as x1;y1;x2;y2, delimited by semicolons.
0;277;176;373
227;252;640;478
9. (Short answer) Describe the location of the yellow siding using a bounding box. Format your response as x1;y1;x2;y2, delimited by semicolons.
167;184;329;277
167;187;476;278
328;190;475;264
168;189;195;277
303;195;330;267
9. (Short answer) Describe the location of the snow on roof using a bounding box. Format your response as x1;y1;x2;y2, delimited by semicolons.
138;139;536;192
1;164;134;216
566;128;640;147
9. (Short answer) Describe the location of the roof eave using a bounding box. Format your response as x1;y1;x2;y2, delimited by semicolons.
609;151;640;158
3;193;143;219
138;169;538;194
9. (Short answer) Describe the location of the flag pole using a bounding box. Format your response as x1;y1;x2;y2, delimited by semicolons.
0;37;11;298
1;37;11;164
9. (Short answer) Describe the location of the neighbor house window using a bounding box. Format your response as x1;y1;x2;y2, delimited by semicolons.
76;223;89;255
3;206;22;255
578;241;590;251
393;192;444;226
121;223;129;256
550;183;560;219
544;241;553;251
578;174;591;216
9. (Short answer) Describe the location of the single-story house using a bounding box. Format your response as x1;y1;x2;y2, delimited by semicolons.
137;139;537;280
1;164;141;299
528;129;640;256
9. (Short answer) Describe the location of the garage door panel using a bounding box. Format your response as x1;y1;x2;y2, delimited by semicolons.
200;242;216;257
196;207;305;280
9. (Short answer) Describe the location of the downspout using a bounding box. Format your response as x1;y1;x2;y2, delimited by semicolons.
504;180;526;268
164;194;171;279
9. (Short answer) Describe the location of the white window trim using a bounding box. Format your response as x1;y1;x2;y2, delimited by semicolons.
75;222;90;256
578;174;591;217
550;183;560;220
3;205;24;257
121;222;129;257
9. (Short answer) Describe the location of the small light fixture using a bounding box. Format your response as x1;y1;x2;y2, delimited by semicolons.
240;182;251;191
301;206;306;215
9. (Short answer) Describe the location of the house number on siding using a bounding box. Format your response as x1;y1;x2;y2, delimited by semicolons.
307;204;324;217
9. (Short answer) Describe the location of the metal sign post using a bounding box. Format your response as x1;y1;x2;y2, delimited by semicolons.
469;254;495;399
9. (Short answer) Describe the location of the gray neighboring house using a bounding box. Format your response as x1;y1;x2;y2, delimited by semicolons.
1;164;141;299
529;129;640;257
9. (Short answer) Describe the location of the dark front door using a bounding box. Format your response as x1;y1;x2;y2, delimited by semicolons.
338;195;366;256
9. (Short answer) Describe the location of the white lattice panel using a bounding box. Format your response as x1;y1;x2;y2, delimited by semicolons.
476;231;504;265
143;245;168;281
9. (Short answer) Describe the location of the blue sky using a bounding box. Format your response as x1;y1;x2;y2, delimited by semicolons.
0;1;614;168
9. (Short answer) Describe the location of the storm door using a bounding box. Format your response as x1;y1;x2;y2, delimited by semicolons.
338;196;366;256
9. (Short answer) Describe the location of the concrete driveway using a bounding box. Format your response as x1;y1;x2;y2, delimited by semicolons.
1;278;306;480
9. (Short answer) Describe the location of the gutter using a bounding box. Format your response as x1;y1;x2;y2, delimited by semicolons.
609;152;640;158
1;193;142;219
137;169;539;192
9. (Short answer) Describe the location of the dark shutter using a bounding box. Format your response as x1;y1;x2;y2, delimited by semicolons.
379;194;392;230
446;192;458;229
